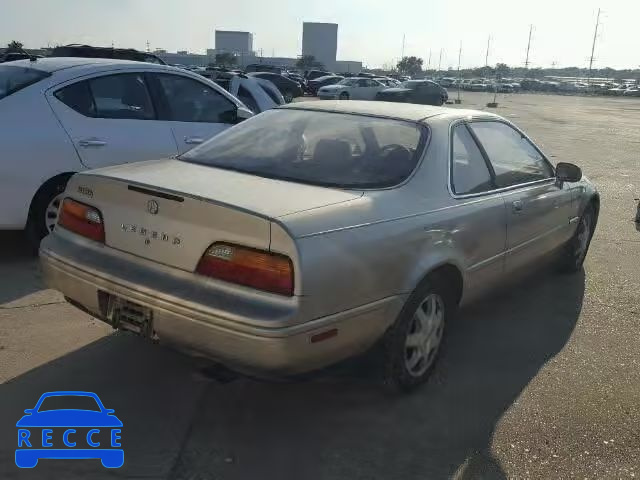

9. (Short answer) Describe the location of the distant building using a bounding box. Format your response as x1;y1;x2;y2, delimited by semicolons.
302;22;338;71
215;30;253;55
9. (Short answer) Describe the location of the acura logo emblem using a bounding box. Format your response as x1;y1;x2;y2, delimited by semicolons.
146;200;159;215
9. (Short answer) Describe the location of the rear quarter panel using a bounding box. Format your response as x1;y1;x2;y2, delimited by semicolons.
280;118;507;319
0;83;81;228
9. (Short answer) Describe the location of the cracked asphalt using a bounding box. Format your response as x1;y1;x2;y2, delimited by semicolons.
0;92;639;479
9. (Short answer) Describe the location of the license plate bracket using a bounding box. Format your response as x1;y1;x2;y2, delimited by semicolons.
105;295;153;337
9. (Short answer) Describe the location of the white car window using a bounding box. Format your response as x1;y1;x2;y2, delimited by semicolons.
154;74;236;123
89;73;155;120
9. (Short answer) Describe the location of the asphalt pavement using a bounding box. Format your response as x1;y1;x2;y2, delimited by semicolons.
0;91;638;479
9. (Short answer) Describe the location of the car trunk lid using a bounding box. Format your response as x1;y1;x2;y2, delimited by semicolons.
69;159;362;270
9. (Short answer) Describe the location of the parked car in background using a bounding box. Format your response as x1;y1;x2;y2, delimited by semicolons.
0;58;255;248
0;51;34;63
40;101;599;391
285;72;306;89
211;72;284;112
305;69;332;81
49;44;166;64
376;80;448;106
318;77;387;100
306;74;344;95
246;72;303;102
245;64;286;75
375;77;402;87
623;87;640;97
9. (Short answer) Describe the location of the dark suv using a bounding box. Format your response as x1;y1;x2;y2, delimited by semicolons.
49;45;165;64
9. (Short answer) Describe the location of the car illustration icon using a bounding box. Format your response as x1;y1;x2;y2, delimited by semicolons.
15;391;123;468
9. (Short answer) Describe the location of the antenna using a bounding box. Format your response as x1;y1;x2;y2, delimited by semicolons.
588;8;602;86
524;25;533;69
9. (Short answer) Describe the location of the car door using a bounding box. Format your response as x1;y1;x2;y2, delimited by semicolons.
468;120;574;273
48;72;178;169
364;79;386;99
448;122;508;299
350;78;370;99
147;72;238;154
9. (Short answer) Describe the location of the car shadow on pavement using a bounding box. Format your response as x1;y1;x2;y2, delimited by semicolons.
0;231;43;305
0;267;584;480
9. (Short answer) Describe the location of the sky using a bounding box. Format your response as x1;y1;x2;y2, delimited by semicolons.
2;0;640;70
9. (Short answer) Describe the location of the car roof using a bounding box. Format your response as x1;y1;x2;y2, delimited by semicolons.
3;57;165;73
279;100;496;123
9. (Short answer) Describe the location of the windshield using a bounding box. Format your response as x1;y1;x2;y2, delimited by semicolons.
337;78;358;86
401;80;424;88
0;65;49;100
37;395;101;412
181;109;426;188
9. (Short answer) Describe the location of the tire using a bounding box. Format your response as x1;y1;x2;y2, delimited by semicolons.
283;91;294;103
382;274;457;392
558;204;596;273
26;175;71;252
339;92;349;100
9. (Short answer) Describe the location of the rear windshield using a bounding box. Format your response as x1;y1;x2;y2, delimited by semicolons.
0;65;50;100
181;109;427;189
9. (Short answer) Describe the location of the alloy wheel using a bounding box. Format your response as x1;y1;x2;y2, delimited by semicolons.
404;293;445;377
45;193;63;233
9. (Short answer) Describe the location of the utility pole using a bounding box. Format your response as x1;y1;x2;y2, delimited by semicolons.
588;8;601;86
401;34;405;59
524;25;533;70
438;49;443;76
427;50;432;71
456;42;462;103
485;35;491;67
146;40;150;53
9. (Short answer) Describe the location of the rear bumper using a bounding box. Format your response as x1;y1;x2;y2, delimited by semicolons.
40;233;402;375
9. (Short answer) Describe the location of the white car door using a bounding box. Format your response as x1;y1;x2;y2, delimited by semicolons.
350;78;370;100
148;72;239;154
47;72;178;169
366;79;386;99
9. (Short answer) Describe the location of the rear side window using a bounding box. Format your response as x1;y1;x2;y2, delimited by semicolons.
237;85;259;113
54;81;95;117
89;73;155;120
469;121;554;187
451;124;493;195
0;65;50;100
182;109;427;189
154;74;236;123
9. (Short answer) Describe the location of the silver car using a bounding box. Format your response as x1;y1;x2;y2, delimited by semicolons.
40;101;599;390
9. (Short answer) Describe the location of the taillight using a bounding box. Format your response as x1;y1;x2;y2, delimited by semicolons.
196;243;294;296
58;198;105;243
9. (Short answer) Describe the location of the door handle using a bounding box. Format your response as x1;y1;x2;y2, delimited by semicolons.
78;139;106;148
184;137;204;145
512;200;524;213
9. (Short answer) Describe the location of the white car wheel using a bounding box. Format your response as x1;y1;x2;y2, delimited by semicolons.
45;193;64;234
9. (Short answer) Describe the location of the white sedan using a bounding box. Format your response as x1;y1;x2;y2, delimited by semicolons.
317;77;387;100
0;58;277;248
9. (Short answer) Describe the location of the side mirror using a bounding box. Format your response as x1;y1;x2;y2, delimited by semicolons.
556;162;582;182
24;409;33;414
105;409;115;414
236;106;254;122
